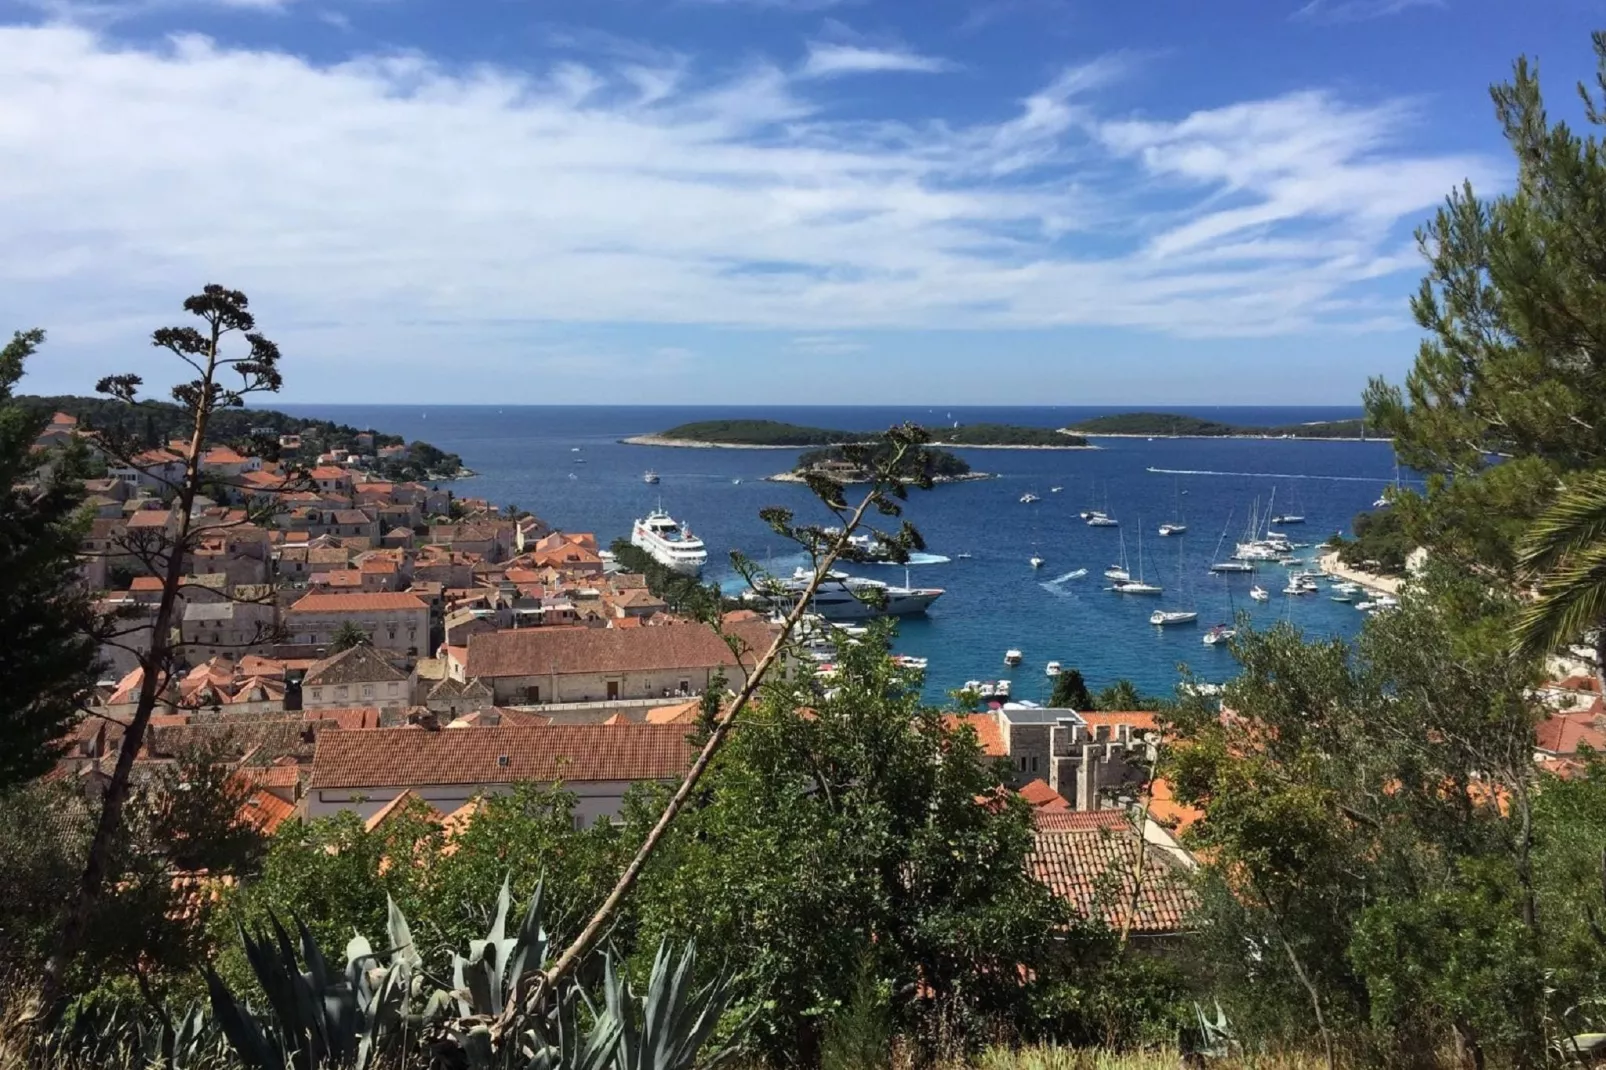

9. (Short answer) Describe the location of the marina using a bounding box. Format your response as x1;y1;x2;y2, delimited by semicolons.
285;403;1396;704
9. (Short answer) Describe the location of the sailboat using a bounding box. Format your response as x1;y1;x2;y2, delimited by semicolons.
1114;525;1163;595
1270;484;1305;525
1104;529;1131;581
1209;509;1254;573
1150;534;1197;624
1086;482;1119;526
1374;455;1402;508
1158;479;1188;536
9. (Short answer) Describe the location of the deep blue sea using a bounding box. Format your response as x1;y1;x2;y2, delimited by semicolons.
275;404;1398;704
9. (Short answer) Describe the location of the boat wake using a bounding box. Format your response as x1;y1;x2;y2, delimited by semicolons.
1145;466;1418;484
1045;568;1087;584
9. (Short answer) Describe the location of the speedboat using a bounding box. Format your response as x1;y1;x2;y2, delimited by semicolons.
1158;522;1187;536
749;568;944;620
1150;609;1198;626
1330;591;1355;603
1203;624;1236;645
1030;555;1044;569
891;654;928;671
1004;649;1023;667
643;470;660;484
1086;512;1119;527
1020;493;1040;504
1282;582;1316;595
1045;661;1062;677
955;552;973;560
732;478;742;485
994;679;1012;700
1250;585;1270;601
1270;514;1305;524
1373;496;1391;508
1050;486;1063;493
566;472;577;480
631;508;708;574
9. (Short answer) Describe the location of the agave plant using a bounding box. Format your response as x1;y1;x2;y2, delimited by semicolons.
600;941;745;1070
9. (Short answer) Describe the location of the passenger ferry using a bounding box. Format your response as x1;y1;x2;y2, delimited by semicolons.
630;508;708;575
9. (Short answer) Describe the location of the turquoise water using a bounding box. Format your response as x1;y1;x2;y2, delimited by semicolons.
278;404;1395;704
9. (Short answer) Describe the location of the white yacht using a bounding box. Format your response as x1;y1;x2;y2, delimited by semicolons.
1030;555;1045;569
1104;564;1131;581
1115;579;1163;595
1020;492;1040;504
1004;649;1023;667
1203;624;1236;645
1150;609;1198;626
1210;559;1254;574
630;508;708;575
752;568;944;620
1086;511;1119;527
1249;585;1270;602
643;470;660;484
1045;661;1062;677
1050;486;1064;494
1158;522;1187;536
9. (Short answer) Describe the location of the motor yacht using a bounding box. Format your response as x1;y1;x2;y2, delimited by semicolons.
630;508;708;574
1004;649;1023;667
1249;585;1270;601
1020;492;1040;504
1158;522;1187;536
643;470;660;484
1030;555;1044;569
1203;624;1236;645
1045;661;1062;677
749;568;944;620
1086;511;1119;527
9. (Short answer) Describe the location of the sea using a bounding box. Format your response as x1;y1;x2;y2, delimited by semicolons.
276;404;1398;705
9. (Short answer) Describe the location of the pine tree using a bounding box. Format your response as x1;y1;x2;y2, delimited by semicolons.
0;329;99;792
1049;667;1093;709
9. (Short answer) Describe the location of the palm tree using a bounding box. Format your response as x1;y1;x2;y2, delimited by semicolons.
1514;470;1606;686
329;620;371;652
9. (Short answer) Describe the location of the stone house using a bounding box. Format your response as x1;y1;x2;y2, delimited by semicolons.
301;643;415;711
285;591;429;659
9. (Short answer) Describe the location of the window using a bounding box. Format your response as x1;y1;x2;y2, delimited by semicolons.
1030;756;1039;773
678;679;690;694
362;685;374;698
310;688;322;700
1018;757;1027;771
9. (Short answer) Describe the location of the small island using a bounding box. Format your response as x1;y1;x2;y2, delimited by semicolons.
1063;412;1371;440
767;445;992;485
624;419;1092;449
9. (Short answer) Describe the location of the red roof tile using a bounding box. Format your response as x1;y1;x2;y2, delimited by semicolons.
942;713;1006;758
1028;811;1195;934
309;724;695;790
289;592;427;613
1018;778;1070;810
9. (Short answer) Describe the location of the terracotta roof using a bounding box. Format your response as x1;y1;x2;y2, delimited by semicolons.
645;700;701;725
466;622;763;678
365;789;442;832
1029;811;1195;934
310;466;350;480
601;712;630;726
127;511;173;529
288;592;427;613
1018;778;1070;810
1536;711;1606;755
309;724;696;789
942;713;1006;758
1076;711;1160;732
304;706;384;731
240;790;296;834
130;576;165;591
304;644;408;686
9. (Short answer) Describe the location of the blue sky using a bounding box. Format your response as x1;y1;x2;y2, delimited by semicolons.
0;0;1599;405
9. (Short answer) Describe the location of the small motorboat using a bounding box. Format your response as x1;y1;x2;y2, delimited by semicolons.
1045;661;1062;677
1250;585;1270;602
1050;486;1064;493
732;478;743;485
1086;512;1119;527
1004;649;1023;667
891;654;928;671
1150;610;1199;626
643;470;660;484
1203;624;1236;646
1030;555;1045;569
1158;522;1187;536
955;552;973;560
1020;493;1040;504
1104;565;1131;581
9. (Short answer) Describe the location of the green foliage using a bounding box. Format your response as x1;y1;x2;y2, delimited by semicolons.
0;330;100;791
1065;413;1366;439
1331;507;1411;576
626;626;1071;1062
817;958;891;1070
1514;468;1606;669
329;621;371;653
1092;680;1153;712
656;420;850;446
1049;669;1094;710
794;444;972;481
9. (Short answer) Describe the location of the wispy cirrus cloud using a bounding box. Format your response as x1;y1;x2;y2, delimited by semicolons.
1292;0;1444;24
0;24;1493;390
799;42;956;78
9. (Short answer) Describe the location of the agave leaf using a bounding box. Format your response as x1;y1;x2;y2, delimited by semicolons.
387;894;421;970
203;966;280;1070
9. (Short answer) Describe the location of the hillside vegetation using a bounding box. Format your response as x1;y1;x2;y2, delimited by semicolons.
1066;412;1369;438
656;418;1089;447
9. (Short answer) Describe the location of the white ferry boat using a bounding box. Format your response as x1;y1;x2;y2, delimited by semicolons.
630;508;708;575
752;568;944;620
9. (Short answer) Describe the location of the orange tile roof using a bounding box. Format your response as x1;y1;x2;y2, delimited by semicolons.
240;790;296;834
288;591;427;613
130;576;164;591
304;706;383;731
1536;712;1606;755
466;621;775;678
309;724;695;790
1077;711;1160;732
1018;778;1070;810
310;466;351;480
1028;810;1195;934
645;700;701;725
365;789;442;832
942;713;1006;758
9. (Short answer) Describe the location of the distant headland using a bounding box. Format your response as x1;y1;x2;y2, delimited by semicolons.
1063;412;1374;440
621;419;1094;450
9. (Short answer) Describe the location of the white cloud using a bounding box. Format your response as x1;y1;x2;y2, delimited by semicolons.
0;25;1497;383
1292;0;1443;24
799;42;955;79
